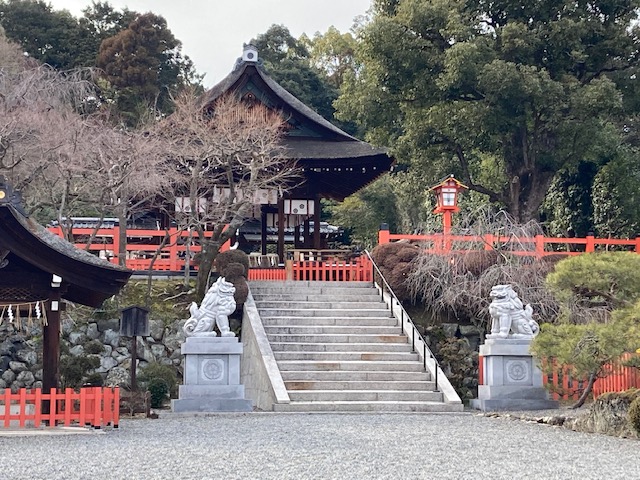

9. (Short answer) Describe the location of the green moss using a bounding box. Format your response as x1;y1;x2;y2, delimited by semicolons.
628;397;640;435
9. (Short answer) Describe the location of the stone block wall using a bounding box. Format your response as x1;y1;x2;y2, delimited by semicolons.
0;316;186;391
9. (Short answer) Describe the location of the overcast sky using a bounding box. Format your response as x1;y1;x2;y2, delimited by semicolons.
46;0;373;87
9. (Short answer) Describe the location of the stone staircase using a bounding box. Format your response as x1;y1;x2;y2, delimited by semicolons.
250;280;461;412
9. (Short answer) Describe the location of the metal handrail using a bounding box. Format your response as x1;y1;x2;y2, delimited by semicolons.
364;249;442;392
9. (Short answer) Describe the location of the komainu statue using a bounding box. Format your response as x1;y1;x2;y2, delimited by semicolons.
183;277;236;337
487;284;540;339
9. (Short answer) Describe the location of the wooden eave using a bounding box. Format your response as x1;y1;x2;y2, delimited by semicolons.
0;204;132;307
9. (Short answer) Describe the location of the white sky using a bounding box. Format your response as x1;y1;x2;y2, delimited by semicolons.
46;0;373;87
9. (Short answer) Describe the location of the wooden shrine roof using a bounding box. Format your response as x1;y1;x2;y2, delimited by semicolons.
202;55;393;200
0;180;131;307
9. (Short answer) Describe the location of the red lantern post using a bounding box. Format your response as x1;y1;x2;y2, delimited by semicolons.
429;175;468;250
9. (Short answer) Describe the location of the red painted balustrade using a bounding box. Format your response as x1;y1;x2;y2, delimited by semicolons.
0;387;119;429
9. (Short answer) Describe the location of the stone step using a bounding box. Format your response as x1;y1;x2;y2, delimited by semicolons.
267;334;409;344
264;325;400;335
253;294;382;302
270;342;413;353
254;301;386;310
280;370;431;382
251;287;377;296
273;401;462;413
262;317;399;327
277;360;426;372
274;351;419;362
258;308;392;318
285;380;435;391
250;280;373;289
287;390;443;402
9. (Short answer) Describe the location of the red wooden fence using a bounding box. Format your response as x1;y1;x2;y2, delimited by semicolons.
293;258;373;282
379;230;640;256
248;268;287;281
0;387;119;429
479;355;640;401
47;226;230;271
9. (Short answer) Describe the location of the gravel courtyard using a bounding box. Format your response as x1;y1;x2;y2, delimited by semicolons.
1;412;638;479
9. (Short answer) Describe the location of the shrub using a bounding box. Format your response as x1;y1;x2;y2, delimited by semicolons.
371;242;419;301
59;355;101;390
215;250;249;278
147;378;169;408
83;373;104;387
629;396;640;435
84;340;105;355
138;362;178;398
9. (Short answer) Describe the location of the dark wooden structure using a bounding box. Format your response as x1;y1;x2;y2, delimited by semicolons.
0;177;132;392
203;44;394;261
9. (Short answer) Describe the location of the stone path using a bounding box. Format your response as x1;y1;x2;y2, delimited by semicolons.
1;411;638;479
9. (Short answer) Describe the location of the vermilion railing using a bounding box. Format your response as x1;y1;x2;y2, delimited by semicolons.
247;257;374;282
48;226;373;281
47;226;230;271
379;230;640;256
293;258;373;282
479;355;640;401
248;268;287;281
0;387;119;429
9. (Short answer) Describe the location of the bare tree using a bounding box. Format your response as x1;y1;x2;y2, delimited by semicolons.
0;33;98;228
85;119;172;266
405;207;561;328
153;90;300;300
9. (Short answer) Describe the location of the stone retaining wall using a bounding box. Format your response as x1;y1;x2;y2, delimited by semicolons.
0;316;186;391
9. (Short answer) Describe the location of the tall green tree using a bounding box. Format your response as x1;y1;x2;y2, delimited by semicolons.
97;12;199;125
336;0;640;222
254;24;338;121
0;0;94;69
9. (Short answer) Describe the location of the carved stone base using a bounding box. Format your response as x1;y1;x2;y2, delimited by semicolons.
171;337;252;413
470;338;558;412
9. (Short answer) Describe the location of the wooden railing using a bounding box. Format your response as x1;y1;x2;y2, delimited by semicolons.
293;258;373;282
47;226;230;271
479;355;640;401
0;387;119;429
379;229;640;256
247;256;373;282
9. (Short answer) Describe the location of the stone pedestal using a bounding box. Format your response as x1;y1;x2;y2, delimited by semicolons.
171;337;252;413
470;338;558;411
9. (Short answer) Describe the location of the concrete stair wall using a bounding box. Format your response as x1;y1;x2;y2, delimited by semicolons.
250;280;463;412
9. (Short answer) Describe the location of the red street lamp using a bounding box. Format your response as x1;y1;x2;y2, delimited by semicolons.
429;175;468;236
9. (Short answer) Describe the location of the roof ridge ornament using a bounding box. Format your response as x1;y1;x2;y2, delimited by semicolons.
242;43;259;63
0;175;28;217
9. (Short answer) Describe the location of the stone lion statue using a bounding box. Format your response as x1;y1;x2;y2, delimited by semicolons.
183;277;236;337
487;284;539;339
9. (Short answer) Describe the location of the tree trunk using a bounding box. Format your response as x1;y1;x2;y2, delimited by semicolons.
195;240;220;301
571;371;598;409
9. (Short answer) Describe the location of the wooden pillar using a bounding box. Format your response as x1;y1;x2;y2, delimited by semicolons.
313;196;321;249
261;206;268;255
303;218;311;248
43;288;62;393
294;224;301;249
277;197;285;263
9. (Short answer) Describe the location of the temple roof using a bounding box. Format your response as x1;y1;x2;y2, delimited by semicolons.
0;179;131;307
202;53;393;200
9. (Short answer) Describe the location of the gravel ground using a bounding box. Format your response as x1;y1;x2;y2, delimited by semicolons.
1;411;638;480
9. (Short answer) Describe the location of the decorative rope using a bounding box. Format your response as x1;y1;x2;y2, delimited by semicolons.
0;300;48;329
